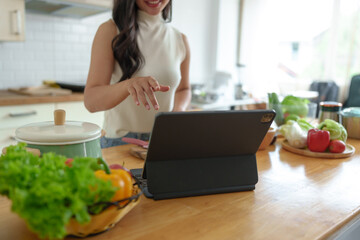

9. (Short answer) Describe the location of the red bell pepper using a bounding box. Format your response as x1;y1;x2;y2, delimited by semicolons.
307;129;330;152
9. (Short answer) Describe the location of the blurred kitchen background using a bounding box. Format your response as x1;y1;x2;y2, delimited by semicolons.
0;0;360;105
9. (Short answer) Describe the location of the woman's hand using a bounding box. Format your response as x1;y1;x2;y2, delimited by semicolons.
126;76;170;110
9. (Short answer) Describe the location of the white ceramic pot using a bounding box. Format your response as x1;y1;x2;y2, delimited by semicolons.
15;109;102;158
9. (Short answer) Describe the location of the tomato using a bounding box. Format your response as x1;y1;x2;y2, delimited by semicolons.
307;129;330;152
329;140;346;153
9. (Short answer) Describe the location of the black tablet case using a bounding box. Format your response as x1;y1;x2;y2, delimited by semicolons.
131;110;275;200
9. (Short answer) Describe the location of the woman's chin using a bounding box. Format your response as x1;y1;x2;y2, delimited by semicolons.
145;9;161;16
143;7;163;15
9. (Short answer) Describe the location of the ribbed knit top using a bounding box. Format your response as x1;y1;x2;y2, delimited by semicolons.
103;10;186;138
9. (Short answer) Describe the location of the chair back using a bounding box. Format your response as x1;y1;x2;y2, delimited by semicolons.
344;74;360;108
309;80;339;116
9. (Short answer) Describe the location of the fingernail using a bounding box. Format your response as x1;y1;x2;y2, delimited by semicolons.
136;101;139;106
155;105;159;110
146;105;150;110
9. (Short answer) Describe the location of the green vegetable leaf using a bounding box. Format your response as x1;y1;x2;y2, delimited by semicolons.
0;144;116;239
297;119;314;131
318;119;348;142
268;92;284;125
285;114;300;123
281;95;310;117
279;120;308;148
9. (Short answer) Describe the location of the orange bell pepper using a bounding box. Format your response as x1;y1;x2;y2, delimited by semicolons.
95;169;133;204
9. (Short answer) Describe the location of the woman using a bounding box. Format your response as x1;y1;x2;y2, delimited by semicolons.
84;0;191;148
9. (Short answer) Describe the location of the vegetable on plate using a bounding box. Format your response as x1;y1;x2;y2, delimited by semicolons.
307;129;330;152
328;140;346;153
279;119;314;149
317;119;347;142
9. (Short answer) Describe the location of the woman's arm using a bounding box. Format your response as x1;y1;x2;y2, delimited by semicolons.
172;34;191;112
84;20;128;113
84;20;169;113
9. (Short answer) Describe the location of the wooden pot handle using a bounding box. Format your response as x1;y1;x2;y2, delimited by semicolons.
54;109;66;125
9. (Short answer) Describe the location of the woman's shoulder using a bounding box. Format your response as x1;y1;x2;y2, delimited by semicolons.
164;24;189;61
96;19;118;37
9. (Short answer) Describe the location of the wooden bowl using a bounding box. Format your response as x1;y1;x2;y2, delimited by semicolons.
66;185;141;237
258;127;276;150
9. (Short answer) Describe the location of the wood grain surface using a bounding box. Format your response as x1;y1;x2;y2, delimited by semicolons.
0;139;360;240
8;86;72;96
0;90;84;106
129;146;147;160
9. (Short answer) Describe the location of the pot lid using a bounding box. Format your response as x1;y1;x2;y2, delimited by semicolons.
15;109;102;145
340;107;360;117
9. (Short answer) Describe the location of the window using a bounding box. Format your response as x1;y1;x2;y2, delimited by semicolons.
238;0;360;101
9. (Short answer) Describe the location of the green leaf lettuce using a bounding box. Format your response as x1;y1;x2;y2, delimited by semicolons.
0;144;116;239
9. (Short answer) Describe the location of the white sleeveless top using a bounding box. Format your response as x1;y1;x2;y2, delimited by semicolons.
103;10;186;138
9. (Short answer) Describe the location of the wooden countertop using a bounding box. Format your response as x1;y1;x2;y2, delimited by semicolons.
0;90;84;106
1;139;360;240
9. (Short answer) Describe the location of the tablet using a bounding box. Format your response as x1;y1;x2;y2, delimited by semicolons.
131;110;275;200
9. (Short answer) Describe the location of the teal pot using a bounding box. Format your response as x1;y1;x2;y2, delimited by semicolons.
340;107;360;139
15;118;102;158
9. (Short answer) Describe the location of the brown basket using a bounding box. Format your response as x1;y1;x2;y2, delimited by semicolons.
66;185;141;237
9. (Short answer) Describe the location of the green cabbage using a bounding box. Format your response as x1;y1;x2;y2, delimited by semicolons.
318;119;347;142
0;143;116;239
297;118;314;131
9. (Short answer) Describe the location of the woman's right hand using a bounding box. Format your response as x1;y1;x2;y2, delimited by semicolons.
126;76;170;110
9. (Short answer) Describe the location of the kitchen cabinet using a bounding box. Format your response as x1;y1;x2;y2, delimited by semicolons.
0;103;55;150
0;128;17;150
0;104;55;129
0;0;25;42
331;215;360;240
0;101;103;150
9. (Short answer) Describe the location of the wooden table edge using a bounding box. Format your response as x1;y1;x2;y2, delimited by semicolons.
318;206;360;239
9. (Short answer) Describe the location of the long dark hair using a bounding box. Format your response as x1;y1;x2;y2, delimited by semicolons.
112;0;172;82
